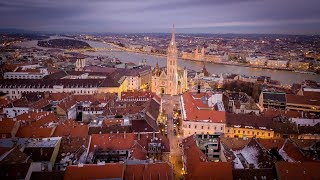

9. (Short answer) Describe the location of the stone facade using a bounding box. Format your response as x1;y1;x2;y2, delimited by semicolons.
151;25;188;95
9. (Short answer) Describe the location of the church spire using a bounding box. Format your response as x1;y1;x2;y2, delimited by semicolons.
171;24;175;42
170;24;176;47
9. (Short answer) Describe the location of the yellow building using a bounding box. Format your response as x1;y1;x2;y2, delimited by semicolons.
225;113;275;139
224;126;274;139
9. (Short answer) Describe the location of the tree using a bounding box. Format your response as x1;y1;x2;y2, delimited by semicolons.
252;83;261;102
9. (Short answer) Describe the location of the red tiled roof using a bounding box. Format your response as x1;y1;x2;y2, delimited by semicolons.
220;137;250;151
31;112;59;127
125;163;173;180
103;119;123;127
56;97;78;112
64;163;124;180
182;92;225;123
31;98;50;109
0;119;17;135
185;162;233;180
132;120;155;133
226;113;273;129
257;138;286;150
302;90;320;100
6;97;29;108
120;91;154;100
282;139;306;162
49;93;72;101
16;126;54;138
136;133;170;153
276;162;320;180
16;111;48;122
291;139;318;149
0;98;10;109
56;136;90;163
263;109;301;118
130;143;147;160
89;133;135;152
182;136;207;172
53;122;88;137
286;94;320;106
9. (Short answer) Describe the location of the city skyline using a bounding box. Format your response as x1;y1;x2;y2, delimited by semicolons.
1;0;320;35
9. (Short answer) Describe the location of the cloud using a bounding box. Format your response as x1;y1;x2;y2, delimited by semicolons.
0;0;319;34
179;18;320;28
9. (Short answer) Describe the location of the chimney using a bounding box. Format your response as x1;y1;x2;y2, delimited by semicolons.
124;131;126;139
153;131;155;139
138;132;141;140
202;133;204;139
117;130;119;138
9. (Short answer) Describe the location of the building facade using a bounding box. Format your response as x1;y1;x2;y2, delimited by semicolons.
151;25;188;95
182;47;205;61
180;92;226;137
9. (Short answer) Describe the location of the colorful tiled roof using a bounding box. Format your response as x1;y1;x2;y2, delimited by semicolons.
64;163;125;180
182;92;225;123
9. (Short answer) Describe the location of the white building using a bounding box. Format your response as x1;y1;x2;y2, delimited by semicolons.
180;92;226;137
247;55;268;66
266;59;288;68
4;65;49;79
3;97;30;118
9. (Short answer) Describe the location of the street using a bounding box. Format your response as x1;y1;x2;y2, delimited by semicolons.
162;94;184;180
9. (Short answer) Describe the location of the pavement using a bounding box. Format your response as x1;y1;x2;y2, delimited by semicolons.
161;94;184;180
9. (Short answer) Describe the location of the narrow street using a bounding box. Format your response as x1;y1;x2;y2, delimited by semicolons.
162;95;183;180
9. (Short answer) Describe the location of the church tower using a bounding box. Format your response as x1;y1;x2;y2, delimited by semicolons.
75;58;85;71
166;24;178;95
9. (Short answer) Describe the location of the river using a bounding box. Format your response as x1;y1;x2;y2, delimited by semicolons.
14;38;320;85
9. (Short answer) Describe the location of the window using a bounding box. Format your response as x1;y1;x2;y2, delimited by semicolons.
214;126;217;130
268;133;271;136
188;125;191;128
238;130;240;133
195;125;197;129
221;126;223;131
252;132;254;135
201;126;203;129
257;132;259;135
234;130;236;133
227;129;230;133
208;126;210;130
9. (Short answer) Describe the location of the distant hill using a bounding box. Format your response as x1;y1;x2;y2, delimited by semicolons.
37;39;92;49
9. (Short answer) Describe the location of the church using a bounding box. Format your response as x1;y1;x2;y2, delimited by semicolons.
151;25;188;95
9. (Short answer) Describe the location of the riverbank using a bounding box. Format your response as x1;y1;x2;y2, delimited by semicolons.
107;42;318;75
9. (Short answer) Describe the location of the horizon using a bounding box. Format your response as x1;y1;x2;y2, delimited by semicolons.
0;0;320;35
1;28;320;36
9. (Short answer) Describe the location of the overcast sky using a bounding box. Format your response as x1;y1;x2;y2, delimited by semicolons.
1;0;320;34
